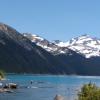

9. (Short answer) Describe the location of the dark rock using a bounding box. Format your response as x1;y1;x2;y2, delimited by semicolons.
3;83;17;89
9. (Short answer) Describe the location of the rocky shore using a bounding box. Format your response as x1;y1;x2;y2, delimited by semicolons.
0;82;17;93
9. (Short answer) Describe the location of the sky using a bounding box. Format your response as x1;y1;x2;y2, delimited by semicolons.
0;0;100;41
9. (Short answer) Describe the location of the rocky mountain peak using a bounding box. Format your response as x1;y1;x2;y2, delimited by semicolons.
57;34;100;58
0;23;8;31
0;23;18;35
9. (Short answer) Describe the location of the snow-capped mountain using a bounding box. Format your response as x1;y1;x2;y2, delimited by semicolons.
55;34;100;58
2;22;100;75
23;33;70;55
24;33;100;58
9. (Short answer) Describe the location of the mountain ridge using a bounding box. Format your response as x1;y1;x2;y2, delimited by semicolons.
24;33;100;58
0;23;100;75
0;23;72;74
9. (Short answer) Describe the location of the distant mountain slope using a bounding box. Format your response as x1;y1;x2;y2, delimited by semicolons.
24;33;100;76
0;23;72;74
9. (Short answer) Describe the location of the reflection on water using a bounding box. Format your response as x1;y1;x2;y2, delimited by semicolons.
0;75;100;100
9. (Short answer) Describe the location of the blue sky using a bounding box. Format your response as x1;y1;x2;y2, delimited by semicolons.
0;0;100;41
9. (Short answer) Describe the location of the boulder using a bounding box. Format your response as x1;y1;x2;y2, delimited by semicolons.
0;88;13;93
54;94;64;100
3;83;17;89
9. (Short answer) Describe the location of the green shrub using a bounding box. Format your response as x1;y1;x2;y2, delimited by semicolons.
0;70;5;80
78;82;100;100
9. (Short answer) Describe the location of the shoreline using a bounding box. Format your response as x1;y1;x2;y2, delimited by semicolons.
6;73;100;77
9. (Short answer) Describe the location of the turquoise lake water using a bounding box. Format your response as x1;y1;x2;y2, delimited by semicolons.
1;75;100;100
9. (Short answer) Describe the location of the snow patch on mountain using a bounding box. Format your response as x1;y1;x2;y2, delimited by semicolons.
23;33;60;53
55;35;100;58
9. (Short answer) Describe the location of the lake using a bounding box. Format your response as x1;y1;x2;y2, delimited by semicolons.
0;75;100;100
